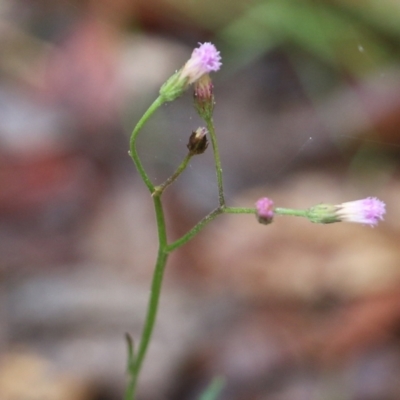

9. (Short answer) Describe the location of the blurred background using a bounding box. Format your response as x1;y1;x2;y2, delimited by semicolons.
1;0;400;399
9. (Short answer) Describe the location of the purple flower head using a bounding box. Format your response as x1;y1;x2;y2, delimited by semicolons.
335;197;386;227
159;42;221;102
255;197;274;225
180;42;222;84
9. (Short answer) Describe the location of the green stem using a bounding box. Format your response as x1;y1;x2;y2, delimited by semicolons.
167;207;222;252
274;207;309;218
167;206;256;251
126;88;260;400
168;205;315;252
224;207;255;214
153;153;193;196
206;118;225;206
125;196;168;400
126;97;168;400
126;249;168;397
129;96;165;193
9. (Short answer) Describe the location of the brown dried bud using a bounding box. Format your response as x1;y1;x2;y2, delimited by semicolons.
187;127;209;155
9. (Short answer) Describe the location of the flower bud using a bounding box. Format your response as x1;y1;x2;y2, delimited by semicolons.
255;197;274;225
187;127;209;155
194;74;215;119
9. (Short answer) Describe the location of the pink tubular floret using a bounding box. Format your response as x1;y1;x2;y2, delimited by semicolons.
192;42;222;72
337;197;386;226
181;42;222;84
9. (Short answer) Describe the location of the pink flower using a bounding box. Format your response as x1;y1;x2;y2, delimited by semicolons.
307;197;386;226
159;42;221;102
255;197;274;225
335;197;386;226
180;42;222;85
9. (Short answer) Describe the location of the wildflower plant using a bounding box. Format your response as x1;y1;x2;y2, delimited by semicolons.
125;42;386;400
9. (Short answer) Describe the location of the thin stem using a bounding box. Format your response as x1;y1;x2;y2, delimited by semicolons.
224;207;255;214
167;207;223;252
274;207;309;218
126;80;257;400
206;118;225;206
125;196;168;400
167;206;256;252
153;153;193;197
127;250;168;397
129;96;165;193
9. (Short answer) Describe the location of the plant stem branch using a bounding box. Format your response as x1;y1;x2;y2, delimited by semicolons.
129;96;165;193
153;153;192;197
167;206;256;251
125;196;168;400
206;118;225;206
